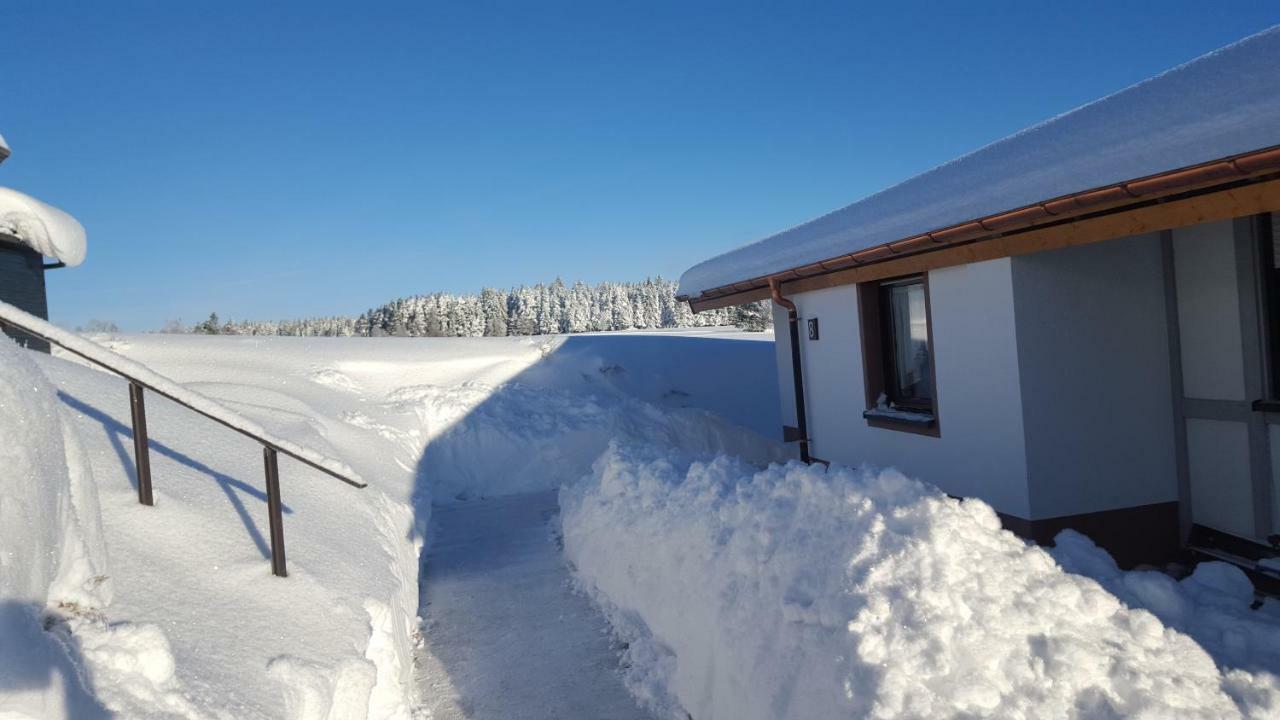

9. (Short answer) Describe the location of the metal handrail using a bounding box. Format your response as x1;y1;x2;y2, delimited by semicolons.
0;312;365;577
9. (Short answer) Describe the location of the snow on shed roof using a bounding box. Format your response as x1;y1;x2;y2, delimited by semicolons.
0;186;87;266
678;26;1280;300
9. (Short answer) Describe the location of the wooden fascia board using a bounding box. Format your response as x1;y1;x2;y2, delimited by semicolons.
689;286;772;313
774;177;1280;297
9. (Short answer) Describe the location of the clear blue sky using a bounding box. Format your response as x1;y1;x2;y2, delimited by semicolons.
4;2;1277;330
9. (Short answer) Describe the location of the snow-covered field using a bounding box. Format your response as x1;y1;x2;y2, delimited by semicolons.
5;325;1280;719
0;327;780;718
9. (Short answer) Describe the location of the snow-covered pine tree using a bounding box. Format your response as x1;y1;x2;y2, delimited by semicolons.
175;279;772;337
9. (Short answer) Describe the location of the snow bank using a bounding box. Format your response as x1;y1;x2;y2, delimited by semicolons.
0;186;86;266
562;446;1280;719
0;338;110;717
678;26;1280;298
5;329;778;716
0;300;363;485
19;333;429;718
409;380;785;502
0;337;223;719
1052;532;1280;686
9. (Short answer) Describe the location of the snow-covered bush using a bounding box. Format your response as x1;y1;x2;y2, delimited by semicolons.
561;444;1280;719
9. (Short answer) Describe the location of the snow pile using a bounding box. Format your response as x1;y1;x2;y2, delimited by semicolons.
1053;532;1280;684
0;186;87;266
23;332;429;718
408;380;785;502
0;338;200;718
1;300;363;485
562;446;1280;719
678;26;1280;298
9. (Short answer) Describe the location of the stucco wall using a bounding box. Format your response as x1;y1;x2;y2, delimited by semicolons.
1173;220;1247;401
1011;233;1178;519
774;258;1031;517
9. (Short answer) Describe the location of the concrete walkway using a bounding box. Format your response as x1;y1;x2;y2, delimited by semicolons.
417;491;652;720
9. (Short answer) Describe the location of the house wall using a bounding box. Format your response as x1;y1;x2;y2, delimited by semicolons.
1010;233;1178;520
773;258;1031;517
765;215;1274;557
0;239;50;352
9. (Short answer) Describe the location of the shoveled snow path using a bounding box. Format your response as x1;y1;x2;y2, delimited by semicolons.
417;491;652;720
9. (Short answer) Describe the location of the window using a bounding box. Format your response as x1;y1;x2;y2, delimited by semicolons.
858;274;939;435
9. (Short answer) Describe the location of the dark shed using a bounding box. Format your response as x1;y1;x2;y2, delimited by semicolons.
0;234;52;352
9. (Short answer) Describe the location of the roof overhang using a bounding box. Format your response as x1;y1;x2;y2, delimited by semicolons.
685;145;1280;312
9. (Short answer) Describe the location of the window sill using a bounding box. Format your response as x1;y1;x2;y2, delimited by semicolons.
863;407;939;437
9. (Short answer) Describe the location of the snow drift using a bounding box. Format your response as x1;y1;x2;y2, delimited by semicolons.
0;339;196;718
561;445;1280;719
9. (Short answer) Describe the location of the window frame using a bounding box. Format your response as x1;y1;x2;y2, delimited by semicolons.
1257;212;1280;406
857;273;940;436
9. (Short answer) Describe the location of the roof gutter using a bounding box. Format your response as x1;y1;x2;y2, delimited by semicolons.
770;278;811;464
683;144;1280;307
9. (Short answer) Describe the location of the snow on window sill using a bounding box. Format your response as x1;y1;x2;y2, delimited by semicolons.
862;406;935;427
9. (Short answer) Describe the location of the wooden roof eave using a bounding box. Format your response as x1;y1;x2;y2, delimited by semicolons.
686;145;1280;311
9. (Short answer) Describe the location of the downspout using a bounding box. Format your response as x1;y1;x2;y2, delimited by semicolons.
770;278;811;463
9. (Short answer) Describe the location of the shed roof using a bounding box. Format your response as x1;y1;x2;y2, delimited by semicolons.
678;26;1280;301
0;187;87;266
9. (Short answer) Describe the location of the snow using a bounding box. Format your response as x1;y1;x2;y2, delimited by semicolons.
0;300;364;485
417;491;651;720
561;446;1280;719
0;326;775;718
10;323;1280;719
0;338;113;718
0;187;87;266
678;25;1280;298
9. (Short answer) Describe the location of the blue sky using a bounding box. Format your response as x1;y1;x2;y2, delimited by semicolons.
4;2;1277;330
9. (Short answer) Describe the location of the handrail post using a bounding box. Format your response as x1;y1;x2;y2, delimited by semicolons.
263;446;287;577
129;382;154;506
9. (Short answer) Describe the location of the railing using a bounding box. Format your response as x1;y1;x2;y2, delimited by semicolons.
0;307;366;578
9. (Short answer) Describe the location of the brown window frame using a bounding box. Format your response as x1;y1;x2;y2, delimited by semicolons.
857;273;940;437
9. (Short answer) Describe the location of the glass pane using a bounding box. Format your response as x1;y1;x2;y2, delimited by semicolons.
887;281;932;405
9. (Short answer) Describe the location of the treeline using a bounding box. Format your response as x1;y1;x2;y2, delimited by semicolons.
173;278;769;337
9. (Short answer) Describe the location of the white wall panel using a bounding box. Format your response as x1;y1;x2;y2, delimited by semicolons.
1173;220;1246;400
1187;418;1254;537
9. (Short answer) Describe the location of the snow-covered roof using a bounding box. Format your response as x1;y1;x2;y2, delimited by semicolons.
678;26;1280;300
0;186;87;266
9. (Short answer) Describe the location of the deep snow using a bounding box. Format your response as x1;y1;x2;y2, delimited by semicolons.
561;446;1280;719
8;326;1280;719
1;327;776;718
678;26;1280;298
0;186;87;266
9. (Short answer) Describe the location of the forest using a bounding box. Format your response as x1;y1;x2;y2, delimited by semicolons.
175;278;770;337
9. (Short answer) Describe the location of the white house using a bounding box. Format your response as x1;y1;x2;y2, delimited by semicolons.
0;135;88;351
678;28;1280;571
